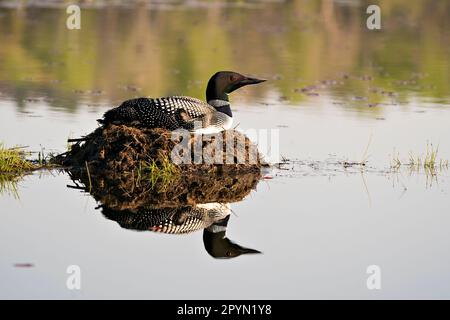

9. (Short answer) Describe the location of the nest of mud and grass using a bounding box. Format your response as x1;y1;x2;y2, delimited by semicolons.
55;124;264;174
56;124;264;208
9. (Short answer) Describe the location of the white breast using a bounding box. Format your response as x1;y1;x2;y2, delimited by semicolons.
192;114;233;134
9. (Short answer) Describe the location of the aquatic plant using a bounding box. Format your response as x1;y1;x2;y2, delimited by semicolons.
390;143;449;174
391;149;402;170
360;133;373;165
0;143;35;173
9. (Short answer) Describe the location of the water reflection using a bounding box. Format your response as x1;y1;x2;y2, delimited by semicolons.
203;214;261;258
0;0;448;112
66;166;262;259
100;203;261;259
0;173;21;199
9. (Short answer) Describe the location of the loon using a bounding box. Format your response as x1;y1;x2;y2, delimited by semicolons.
98;71;265;133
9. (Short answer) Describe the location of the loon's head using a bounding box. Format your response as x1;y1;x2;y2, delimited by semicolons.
203;214;261;259
206;71;266;104
203;229;261;259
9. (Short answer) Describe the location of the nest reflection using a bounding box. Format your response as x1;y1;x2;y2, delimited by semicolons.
67;167;262;259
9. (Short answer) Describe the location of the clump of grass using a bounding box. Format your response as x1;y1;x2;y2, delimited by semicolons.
391;142;449;174
0;143;35;173
135;156;179;190
439;159;449;169
424;143;439;168
408;152;421;168
391;149;402;170
406;143;444;169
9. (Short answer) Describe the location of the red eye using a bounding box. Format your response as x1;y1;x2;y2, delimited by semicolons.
230;75;237;82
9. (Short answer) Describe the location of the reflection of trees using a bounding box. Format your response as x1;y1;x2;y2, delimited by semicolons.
0;0;448;110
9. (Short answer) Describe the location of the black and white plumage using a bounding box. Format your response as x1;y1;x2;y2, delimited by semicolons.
98;71;265;133
100;203;261;258
100;96;232;134
101;203;231;235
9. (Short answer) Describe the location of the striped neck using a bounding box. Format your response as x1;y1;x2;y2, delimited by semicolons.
208;99;232;118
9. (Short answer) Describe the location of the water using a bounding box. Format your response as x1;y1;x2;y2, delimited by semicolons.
1;0;450;299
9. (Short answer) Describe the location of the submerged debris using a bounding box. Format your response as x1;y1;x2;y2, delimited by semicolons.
14;263;34;268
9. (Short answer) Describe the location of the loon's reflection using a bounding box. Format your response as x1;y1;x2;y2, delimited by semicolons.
67;167;262;259
203;215;261;258
99;203;260;259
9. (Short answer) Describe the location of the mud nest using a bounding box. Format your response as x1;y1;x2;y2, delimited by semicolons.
57;124;264;208
55;124;264;174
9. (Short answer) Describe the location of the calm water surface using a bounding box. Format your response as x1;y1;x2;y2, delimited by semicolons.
1;0;450;299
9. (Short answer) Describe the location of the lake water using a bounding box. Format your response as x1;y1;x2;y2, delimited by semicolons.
1;0;450;299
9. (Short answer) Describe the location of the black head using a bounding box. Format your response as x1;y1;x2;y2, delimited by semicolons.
206;71;266;102
203;230;261;259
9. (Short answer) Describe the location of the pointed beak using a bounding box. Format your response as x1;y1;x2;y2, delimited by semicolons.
240;77;266;86
236;245;262;255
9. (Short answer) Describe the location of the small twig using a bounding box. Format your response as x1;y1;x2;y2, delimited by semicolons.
68;137;88;143
7;146;29;150
361;132;373;164
66;184;86;190
85;161;92;192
